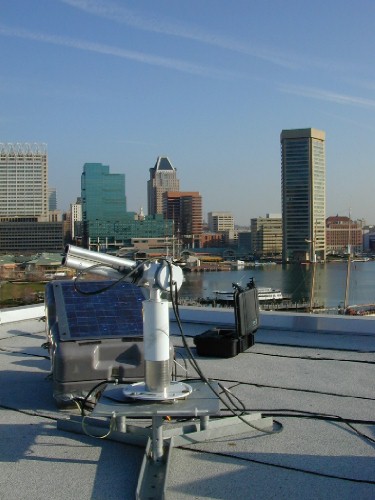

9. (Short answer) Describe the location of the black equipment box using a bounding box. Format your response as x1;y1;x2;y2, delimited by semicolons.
193;281;259;358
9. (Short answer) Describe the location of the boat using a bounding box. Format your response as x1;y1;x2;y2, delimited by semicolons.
230;260;245;268
343;304;375;316
258;287;284;301
212;286;284;303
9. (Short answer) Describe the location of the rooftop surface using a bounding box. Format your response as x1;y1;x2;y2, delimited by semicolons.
1;304;375;499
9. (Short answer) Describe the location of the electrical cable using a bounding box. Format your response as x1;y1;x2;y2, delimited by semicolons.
217;408;375;445
0;329;46;341
171;348;375;402
169;342;375;445
240;350;375;364
254;340;375;353
0;403;61;422
220;407;375;425
210;376;375;402
173;353;189;379
73;379;116;416
179;445;375;485
217;382;247;414
72;260;144;296
0;346;50;360
62;256;371;442
164;259;282;435
2;401;372;485
82;412;117;439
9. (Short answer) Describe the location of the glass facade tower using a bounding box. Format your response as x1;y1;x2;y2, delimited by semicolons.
81;162;172;250
82;163;127;222
281;129;326;262
81;162;127;247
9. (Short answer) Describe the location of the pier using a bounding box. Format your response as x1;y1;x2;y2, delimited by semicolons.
178;297;325;312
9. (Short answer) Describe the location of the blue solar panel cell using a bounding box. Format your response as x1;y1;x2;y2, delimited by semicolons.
47;280;144;341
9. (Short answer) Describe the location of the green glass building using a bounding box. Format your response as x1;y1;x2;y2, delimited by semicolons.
82;163;126;221
81;163;172;250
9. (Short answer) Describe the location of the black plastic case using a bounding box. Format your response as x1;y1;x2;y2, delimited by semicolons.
193;282;259;358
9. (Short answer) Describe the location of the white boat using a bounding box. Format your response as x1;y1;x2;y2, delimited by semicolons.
257;287;284;301
231;260;245;268
212;287;284;303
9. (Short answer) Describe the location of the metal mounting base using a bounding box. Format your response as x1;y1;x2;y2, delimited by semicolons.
57;380;274;500
122;381;193;401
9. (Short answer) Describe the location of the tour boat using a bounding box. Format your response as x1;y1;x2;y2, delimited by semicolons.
212;286;284;303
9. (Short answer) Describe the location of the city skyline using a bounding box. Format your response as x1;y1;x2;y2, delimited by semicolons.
1;1;375;225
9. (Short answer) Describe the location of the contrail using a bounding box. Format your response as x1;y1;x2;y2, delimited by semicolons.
0;23;241;79
279;83;375;109
62;0;363;74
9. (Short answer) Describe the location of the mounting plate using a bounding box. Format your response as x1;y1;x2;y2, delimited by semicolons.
122;381;192;401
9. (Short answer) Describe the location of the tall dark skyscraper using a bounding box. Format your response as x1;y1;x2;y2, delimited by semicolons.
147;157;180;216
162;191;203;248
281;128;326;262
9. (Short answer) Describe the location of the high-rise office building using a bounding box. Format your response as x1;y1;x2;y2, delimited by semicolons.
81;162;127;247
81;163;172;250
326;216;363;255
163;191;202;247
82;163;127;221
148;157;180;216
280;128;326;262
0;143;48;221
208;212;234;232
70;197;83;241
0;143;63;252
48;187;57;211
251;214;282;258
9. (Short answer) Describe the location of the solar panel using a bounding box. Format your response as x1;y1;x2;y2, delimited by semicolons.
46;280;144;341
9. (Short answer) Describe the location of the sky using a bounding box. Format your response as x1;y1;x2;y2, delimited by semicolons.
1;0;375;226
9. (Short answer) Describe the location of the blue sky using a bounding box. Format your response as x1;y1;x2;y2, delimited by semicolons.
1;0;375;226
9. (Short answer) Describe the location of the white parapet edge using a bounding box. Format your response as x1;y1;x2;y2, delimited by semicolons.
170;305;375;336
2;302;373;337
0;304;45;325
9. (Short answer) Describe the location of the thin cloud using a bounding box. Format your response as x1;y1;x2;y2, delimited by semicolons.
279;84;375;109
118;139;158;147
347;78;375;92
0;24;240;79
60;0;305;70
319;109;375;132
0;74;98;101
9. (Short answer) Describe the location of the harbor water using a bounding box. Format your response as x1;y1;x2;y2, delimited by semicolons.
1;261;375;311
179;261;375;309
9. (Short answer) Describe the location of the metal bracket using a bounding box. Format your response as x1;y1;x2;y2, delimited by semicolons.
57;380;274;499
